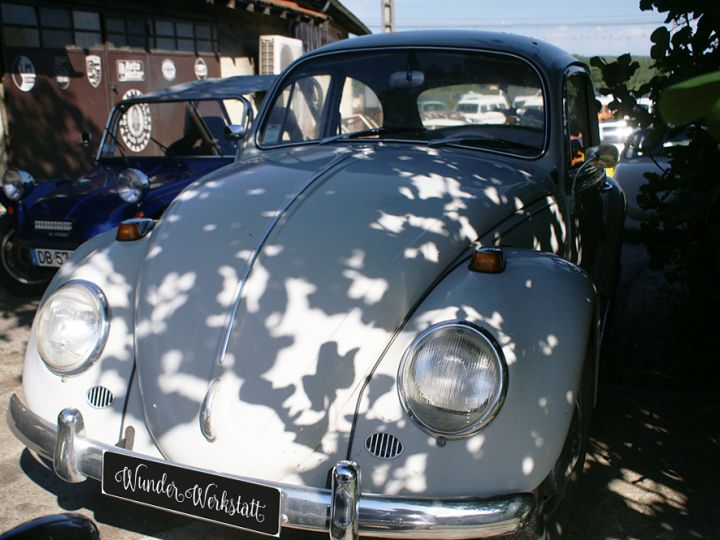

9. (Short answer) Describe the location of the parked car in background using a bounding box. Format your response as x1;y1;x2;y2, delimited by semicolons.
0;74;274;295
599;118;633;154
9;31;624;539
614;127;690;227
454;90;510;124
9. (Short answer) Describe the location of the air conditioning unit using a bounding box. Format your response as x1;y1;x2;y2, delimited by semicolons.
259;35;304;75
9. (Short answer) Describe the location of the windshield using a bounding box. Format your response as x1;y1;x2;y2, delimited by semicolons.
258;49;545;157
100;98;250;159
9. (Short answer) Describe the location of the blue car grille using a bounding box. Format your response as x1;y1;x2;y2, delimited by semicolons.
33;220;74;234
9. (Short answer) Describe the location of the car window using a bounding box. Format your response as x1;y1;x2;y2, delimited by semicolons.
258;50;546;157
260;74;331;144
565;74;593;168
339;78;382;133
101;98;249;158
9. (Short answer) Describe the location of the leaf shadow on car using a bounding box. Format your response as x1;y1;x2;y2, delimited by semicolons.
15;144;604;537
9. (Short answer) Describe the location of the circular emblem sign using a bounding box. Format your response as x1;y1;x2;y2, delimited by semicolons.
161;59;176;82
12;56;36;92
118;89;152;153
194;58;208;80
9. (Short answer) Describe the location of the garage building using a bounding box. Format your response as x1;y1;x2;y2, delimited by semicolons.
0;0;368;179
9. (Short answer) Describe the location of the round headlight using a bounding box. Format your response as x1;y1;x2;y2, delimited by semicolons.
35;280;109;375
117;168;149;203
399;321;507;437
2;168;34;201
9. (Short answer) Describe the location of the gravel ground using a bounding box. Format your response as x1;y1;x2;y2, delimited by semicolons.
0;242;717;539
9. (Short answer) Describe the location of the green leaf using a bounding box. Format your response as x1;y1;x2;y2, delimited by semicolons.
659;71;720;134
589;56;605;69
651;26;670;47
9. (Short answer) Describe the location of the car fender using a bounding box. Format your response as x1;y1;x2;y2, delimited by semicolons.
349;248;597;498
595;174;626;299
22;229;150;448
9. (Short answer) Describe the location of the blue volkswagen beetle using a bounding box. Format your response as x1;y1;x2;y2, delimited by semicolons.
0;74;274;295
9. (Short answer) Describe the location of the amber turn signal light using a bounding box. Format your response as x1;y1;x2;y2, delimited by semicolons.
116;218;155;242
469;247;505;273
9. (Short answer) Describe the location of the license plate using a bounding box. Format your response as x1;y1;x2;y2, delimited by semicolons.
102;451;282;537
31;248;72;267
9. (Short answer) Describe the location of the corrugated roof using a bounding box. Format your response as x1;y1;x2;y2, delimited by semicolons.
207;0;370;37
296;0;371;35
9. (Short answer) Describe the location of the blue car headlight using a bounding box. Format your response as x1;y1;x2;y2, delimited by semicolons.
117;168;149;204
2;168;34;201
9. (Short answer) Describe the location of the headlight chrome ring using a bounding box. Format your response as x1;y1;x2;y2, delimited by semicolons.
2;168;34;201
117;168;149;204
35;279;110;376
398;321;508;439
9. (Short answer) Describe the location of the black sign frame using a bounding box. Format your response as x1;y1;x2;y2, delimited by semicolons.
102;450;283;537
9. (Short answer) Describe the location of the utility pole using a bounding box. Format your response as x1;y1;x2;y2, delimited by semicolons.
381;0;395;33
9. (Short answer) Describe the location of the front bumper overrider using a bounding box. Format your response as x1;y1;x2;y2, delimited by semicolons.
8;394;535;539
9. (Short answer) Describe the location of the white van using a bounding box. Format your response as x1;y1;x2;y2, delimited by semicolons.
455;91;510;124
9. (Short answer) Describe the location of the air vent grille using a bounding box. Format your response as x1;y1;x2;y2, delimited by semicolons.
34;220;73;233
86;386;114;408
365;432;403;459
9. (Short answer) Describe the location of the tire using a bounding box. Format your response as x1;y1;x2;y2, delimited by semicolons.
0;214;52;296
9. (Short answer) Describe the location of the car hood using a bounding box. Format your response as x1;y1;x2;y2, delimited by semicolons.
26;159;200;220
134;143;553;487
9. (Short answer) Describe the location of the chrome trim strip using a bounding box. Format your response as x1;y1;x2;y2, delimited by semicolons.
8;394;534;539
213;150;352;367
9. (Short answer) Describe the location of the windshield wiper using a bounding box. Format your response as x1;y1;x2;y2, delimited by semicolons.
427;134;536;153
189;101;223;156
103;128;131;167
148;136;185;168
319;126;424;144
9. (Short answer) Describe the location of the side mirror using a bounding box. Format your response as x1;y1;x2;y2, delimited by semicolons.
224;124;246;141
80;132;92;148
585;144;619;169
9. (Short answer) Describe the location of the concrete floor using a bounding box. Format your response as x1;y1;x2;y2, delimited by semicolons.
0;242;717;539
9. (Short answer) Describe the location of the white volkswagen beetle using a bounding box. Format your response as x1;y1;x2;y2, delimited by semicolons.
9;31;625;539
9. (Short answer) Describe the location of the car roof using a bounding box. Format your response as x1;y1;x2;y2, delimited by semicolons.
119;74;276;105
302;30;578;71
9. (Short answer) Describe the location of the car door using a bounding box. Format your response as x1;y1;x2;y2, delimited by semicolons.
562;67;606;279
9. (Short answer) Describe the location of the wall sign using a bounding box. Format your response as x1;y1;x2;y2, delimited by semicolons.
118;89;152;153
117;60;145;83
86;55;102;88
161;59;176;82
54;56;71;90
12;56;36;92
194;58;208;80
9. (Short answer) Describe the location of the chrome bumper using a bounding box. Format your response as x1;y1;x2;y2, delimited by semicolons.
8;394;534;539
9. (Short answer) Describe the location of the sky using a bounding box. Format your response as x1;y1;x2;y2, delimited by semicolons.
340;0;667;57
